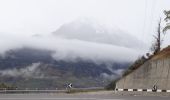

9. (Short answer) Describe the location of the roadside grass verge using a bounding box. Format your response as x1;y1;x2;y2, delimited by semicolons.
66;88;105;93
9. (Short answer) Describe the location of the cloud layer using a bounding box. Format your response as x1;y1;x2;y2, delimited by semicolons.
0;34;144;63
0;63;43;78
0;19;148;64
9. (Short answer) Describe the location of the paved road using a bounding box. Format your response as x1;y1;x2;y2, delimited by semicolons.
0;92;169;100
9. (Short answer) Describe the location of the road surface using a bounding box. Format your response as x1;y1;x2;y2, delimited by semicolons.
0;91;169;100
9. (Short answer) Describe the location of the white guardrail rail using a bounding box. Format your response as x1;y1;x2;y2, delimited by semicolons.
0;87;104;93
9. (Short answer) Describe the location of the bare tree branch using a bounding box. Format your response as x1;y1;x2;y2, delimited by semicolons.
150;18;161;54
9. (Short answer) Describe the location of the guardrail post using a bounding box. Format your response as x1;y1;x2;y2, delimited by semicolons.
4;88;6;94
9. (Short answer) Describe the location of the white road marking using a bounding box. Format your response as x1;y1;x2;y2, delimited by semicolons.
157;89;162;92
128;89;133;91
137;89;142;92
0;98;122;100
147;89;152;92
118;89;123;91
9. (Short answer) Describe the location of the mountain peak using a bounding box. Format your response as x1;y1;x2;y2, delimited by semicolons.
54;17;105;35
52;18;146;49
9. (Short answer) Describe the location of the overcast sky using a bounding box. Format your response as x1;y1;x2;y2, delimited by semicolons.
0;0;170;63
0;0;170;38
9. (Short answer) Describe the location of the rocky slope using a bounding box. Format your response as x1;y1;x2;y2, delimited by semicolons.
0;48;130;89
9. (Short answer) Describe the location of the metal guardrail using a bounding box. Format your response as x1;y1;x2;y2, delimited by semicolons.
0;88;65;93
0;87;104;93
0;89;66;93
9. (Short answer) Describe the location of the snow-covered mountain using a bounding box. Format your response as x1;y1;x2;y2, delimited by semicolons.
0;18;147;88
53;18;145;49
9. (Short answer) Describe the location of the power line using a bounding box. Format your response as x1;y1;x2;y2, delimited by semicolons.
140;0;148;50
142;0;157;52
142;0;148;41
148;0;157;38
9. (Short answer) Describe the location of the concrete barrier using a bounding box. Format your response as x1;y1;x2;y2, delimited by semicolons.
116;57;170;95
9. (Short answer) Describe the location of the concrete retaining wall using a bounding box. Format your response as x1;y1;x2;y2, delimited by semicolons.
116;57;170;93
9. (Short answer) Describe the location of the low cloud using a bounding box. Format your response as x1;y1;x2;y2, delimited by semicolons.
0;62;43;78
100;69;125;80
0;33;145;63
0;19;148;64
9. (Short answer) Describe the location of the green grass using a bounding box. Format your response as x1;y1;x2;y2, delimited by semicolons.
65;88;105;94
